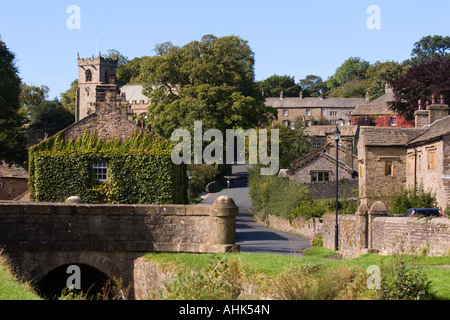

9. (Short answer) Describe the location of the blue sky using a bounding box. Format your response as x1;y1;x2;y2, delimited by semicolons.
0;0;449;99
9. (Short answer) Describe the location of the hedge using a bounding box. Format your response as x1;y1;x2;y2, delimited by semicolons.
28;131;186;204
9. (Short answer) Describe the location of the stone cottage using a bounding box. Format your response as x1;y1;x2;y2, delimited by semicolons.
358;94;450;210
289;140;358;199
0;162;28;200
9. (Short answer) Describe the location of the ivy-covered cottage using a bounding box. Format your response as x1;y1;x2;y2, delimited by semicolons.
29;80;186;204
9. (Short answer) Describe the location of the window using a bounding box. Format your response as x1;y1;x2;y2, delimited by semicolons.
290;121;295;130
385;161;393;176
330;111;338;117
283;109;288;117
428;150;436;170
313;143;322;149
311;171;330;182
306;120;311;127
85;69;92;82
93;162;108;182
306;109;311;116
390;117;396;126
282;120;289;126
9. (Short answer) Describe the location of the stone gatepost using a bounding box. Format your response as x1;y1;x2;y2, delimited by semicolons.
356;203;369;255
209;196;239;251
367;201;388;253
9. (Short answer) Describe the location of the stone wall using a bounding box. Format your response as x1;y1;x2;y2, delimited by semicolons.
0;196;239;254
322;202;450;258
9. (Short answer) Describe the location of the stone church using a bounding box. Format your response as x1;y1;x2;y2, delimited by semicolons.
75;55;149;122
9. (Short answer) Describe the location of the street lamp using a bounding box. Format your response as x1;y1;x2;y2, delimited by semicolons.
334;126;341;252
188;172;192;204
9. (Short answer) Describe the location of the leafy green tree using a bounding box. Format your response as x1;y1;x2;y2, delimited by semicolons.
115;57;144;85
140;35;275;138
19;83;49;118
0;38;27;165
256;74;301;97
299;75;327;97
60;80;77;114
365;61;408;100
410;35;450;66
29;99;74;136
327;57;371;90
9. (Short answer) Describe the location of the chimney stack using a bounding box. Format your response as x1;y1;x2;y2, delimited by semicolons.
365;91;370;103
320;89;324;100
280;91;284;99
299;91;303;99
429;93;449;124
414;99;429;128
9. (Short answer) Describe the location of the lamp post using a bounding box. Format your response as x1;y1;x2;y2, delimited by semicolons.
188;172;192;204
334;126;341;252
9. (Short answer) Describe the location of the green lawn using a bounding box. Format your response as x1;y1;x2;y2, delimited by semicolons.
0;255;41;300
143;248;450;300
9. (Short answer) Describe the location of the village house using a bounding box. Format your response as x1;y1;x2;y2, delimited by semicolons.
358;94;450;210
0;162;28;201
288;136;358;199
265;90;366;128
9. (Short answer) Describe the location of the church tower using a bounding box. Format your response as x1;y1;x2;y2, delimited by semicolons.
75;55;118;122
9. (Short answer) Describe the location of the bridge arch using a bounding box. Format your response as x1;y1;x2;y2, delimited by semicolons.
36;263;112;299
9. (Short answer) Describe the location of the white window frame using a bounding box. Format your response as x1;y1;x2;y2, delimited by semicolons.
93;162;108;182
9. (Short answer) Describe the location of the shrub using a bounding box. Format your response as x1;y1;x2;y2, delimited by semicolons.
379;255;435;300
291;201;326;220
389;186;437;215
273;263;370;300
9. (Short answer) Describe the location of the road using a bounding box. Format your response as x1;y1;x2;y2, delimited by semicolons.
201;165;311;256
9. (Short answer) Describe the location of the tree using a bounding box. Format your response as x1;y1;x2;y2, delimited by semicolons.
115;57;144;85
298;75;327;97
140;35;275;138
19;83;49;118
29;99;74;136
388;57;450;120
0;38;27;165
256;74;301;97
327;57;370;90
365;61;408;100
410;35;450;66
60;80;78;114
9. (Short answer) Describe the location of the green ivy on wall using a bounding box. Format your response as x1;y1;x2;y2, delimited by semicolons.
28;131;187;204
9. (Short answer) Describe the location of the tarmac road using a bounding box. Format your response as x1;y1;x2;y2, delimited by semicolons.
201;165;311;256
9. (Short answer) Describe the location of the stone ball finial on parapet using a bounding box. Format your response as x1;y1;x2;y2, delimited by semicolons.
65;196;83;204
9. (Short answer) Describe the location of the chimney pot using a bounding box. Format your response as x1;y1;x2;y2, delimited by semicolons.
299;91;303;99
418;100;423;110
280;91;284;99
432;94;437;104
320;89;324;99
426;100;430;109
440;95;445;104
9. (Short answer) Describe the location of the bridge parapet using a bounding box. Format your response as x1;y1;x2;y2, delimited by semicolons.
0;196;239;254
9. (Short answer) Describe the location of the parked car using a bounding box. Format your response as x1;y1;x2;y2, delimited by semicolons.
404;208;443;218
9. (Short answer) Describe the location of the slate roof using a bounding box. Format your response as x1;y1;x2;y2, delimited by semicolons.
289;142;357;175
0;162;28;179
359;126;425;147
265;97;366;108
407;115;450;146
305;125;358;137
119;84;150;103
351;87;396;116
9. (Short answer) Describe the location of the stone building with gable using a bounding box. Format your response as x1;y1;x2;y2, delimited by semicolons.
358;94;450;210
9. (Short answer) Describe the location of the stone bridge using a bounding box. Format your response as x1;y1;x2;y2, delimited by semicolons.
0;196;239;299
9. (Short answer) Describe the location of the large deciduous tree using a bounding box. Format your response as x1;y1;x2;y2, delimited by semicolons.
140;35;275;138
410;35;450;66
0;38;27;165
256;74;301;98
388;57;450;120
